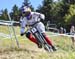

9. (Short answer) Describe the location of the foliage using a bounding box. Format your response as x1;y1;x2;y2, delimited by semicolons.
64;4;75;25
37;0;53;24
62;0;75;4
51;1;70;27
22;0;34;11
37;0;70;27
0;9;9;20
0;0;75;30
10;5;20;21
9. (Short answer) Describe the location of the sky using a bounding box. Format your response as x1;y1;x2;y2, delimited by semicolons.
0;0;43;12
0;0;57;12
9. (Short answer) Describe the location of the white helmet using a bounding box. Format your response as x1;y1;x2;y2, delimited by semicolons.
21;6;31;13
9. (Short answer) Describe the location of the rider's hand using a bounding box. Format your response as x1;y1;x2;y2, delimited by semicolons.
20;33;24;36
20;32;26;36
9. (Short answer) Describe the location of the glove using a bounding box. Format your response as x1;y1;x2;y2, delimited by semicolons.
20;33;24;36
20;32;26;36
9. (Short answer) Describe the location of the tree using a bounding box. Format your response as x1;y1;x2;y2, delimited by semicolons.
64;4;75;25
62;0;75;4
37;0;54;24
10;5;20;21
51;1;70;27
23;0;30;6
0;10;3;20
0;9;9;20
22;0;34;11
37;0;70;28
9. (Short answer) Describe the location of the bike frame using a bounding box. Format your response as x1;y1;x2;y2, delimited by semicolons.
30;27;52;52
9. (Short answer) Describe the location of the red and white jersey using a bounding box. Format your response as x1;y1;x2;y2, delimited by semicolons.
20;12;45;34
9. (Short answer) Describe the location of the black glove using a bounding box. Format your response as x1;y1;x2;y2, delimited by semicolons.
20;33;24;36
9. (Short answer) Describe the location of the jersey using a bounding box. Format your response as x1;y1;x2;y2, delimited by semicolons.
20;12;45;34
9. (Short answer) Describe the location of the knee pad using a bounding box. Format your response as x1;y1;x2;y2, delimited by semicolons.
26;32;31;38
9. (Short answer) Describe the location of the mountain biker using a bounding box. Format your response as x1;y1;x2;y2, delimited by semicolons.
20;6;56;51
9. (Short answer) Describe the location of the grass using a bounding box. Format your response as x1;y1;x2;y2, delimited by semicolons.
0;25;75;59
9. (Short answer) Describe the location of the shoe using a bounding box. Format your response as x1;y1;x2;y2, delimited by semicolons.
37;44;42;48
52;46;57;51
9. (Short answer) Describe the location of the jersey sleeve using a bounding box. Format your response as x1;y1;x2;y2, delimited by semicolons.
34;12;45;20
39;13;45;20
20;17;27;34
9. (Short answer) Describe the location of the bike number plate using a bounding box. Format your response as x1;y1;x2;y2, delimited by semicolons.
31;28;37;33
